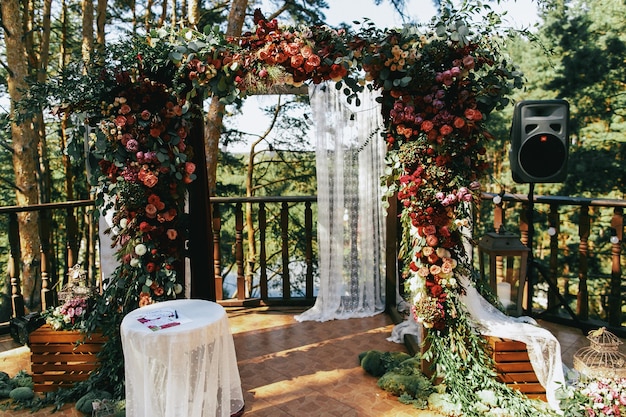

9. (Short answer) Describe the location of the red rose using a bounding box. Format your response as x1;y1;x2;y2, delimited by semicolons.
421;120;434;132
290;54;304;69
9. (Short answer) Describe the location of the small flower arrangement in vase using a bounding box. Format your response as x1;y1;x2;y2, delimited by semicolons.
43;264;94;331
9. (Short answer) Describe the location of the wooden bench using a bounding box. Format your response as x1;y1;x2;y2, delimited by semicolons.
29;324;106;392
486;336;547;401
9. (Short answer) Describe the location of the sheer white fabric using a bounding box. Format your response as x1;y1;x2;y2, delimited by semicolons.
98;193;118;284
295;83;386;322
121;299;244;417
460;273;565;411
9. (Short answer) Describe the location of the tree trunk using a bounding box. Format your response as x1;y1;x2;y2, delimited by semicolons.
82;0;94;64
204;0;248;195
2;0;43;311
96;0;107;58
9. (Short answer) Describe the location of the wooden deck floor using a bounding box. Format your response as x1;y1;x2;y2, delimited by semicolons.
0;307;621;416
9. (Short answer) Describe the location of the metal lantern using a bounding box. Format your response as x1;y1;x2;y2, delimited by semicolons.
478;230;530;316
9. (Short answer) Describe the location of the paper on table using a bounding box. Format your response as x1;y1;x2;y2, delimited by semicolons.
136;308;191;331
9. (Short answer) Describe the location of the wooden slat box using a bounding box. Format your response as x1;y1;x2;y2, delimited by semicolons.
29;324;106;392
486;336;547;401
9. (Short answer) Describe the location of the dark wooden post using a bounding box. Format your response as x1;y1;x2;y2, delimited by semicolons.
187;100;215;301
548;204;560;310
212;203;223;300
39;205;56;310
66;207;78;269
385;194;398;312
304;201;314;299
235;202;245;300
280;202;290;300
259;202;268;300
8;213;25;318
577;205;590;320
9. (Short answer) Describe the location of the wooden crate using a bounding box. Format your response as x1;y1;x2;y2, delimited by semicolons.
29;324;106;392
486;336;547;401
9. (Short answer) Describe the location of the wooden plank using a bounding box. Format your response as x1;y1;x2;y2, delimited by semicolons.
32;363;99;373
508;383;546;394
32;373;91;383
498;372;540;383
31;353;100;363
494;351;530;362
30;343;103;353
495;362;536;373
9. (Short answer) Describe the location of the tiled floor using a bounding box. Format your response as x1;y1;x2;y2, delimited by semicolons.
0;307;622;416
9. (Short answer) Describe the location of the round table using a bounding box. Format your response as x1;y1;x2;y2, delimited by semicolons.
121;299;244;417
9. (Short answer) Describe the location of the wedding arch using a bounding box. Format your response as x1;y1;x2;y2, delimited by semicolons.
43;6;563;415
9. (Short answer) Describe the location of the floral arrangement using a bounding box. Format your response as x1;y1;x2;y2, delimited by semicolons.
362;20;519;332
558;378;626;417
43;297;90;331
173;9;359;103
88;58;196;310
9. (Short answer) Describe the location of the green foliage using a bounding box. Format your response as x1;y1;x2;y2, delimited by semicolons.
8;387;34;402
75;390;113;414
359;350;412;377
360;353;433;409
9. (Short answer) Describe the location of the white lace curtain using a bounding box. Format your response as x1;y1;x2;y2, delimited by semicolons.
295;83;387;322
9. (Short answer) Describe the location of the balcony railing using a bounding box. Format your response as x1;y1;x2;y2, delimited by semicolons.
1;193;624;336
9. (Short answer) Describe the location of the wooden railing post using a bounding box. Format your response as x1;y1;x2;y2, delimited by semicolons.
608;207;623;327
8;213;25;318
212;203;223;300
235;202;245;301
577;205;590;320
39;205;56;311
304;201;314;299
280;202;290;300
66;207;78;269
259;203;268;300
548;204;560;310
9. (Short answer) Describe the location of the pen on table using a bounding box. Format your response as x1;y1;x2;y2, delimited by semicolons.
174;310;178;319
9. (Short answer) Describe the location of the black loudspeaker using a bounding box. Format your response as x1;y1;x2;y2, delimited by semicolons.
510;100;569;183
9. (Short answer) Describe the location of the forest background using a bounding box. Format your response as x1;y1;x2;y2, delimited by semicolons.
0;0;625;322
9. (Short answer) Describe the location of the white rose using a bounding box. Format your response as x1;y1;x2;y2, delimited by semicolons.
130;258;140;268
174;283;183;294
134;243;147;256
119;218;128;229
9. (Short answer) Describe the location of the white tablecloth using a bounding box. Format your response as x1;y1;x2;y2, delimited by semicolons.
121;299;244;417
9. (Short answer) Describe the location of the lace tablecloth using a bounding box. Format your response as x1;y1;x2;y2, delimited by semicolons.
121;299;244;417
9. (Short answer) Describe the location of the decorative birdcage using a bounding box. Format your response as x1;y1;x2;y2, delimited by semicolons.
58;264;95;304
573;327;626;379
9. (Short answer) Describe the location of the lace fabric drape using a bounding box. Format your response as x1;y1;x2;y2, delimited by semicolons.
295;83;387;322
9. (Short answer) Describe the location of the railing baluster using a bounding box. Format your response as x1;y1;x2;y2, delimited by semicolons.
548;203;560;310
40;248;53;310
577;205;590;320
305;201;313;299
609;207;623;327
212;203;223;300
281;202;290;299
235;202;245;301
259;203;267;300
8;213;25;318
66;207;78;269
